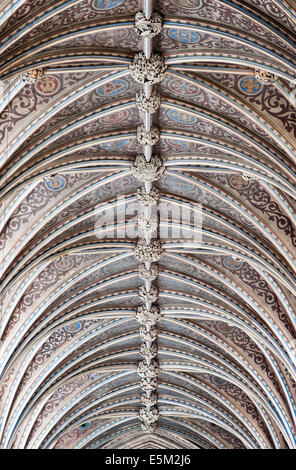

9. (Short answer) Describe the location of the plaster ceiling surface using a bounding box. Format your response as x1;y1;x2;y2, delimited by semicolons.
0;0;296;450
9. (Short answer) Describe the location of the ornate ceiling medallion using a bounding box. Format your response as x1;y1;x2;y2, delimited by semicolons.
138;285;159;303
97;79;128;96
137;124;160;145
141;392;158;408
138;214;158;234
64;322;82;333
21;69;44;84
138;263;159;281
136;304;161;325
139;406;159;425
141;421;157;433
129;52;167;84
136;89;161;114
137;186;160;206
138;360;160;379
238;75;262;95
140;342;158;361
131;154;165;182
34;75;61;96
168;28;200;43
44;174;66;191
135;12;162;38
135;239;163;262
255;69;277;85
139;325;158;344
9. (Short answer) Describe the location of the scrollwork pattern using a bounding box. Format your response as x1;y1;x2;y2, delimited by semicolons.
158;0;295;55
205;374;273;444
207;254;294;334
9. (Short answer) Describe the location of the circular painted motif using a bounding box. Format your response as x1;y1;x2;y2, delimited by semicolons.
35;75;61;96
211;376;227;386
223;255;243;271
100;110;128;125
74;374;89;384
165;176;194;191
168;28;200;44
97;79;128;96
94;0;124;9
54;255;75;272
217;323;234;334
101;138;128;150
171;0;201;8
65;321;82;334
45;175;66;192
168;109;197;125
168;78;199;96
79;422;91;430
229;174;250;190
238;76;262;95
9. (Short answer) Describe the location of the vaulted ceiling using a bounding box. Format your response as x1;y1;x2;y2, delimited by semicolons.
0;0;296;450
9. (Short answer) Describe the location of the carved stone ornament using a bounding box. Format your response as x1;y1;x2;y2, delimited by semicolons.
132;154;165;183
138;285;159;303
138;214;158;234
141;392;158;408
129;52;167;85
138;360;160;379
241;172;260;183
139;325;158;343
141;422;157;433
137;186;160;206
137;124;160;145
135;12;162;38
136;304;161;325
139;406;159;424
136;89;161;114
141;376;158;392
255;69;276;85
138;263;159;281
140;342;158;361
232;255;244;263
135;238;163;262
21;69;44;84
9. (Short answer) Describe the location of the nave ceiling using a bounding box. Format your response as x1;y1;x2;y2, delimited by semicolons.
0;0;296;450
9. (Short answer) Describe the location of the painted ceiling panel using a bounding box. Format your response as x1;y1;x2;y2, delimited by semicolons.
0;0;296;451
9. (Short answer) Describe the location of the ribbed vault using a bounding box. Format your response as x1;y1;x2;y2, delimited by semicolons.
0;0;296;450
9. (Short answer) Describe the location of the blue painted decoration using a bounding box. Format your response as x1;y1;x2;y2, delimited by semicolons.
97;79;128;96
168;109;197;125
212;376;227;386
168;28;200;44
45;175;66;192
101;139;128;150
65;322;82;333
95;0;124;9
238;76;262;95
79;422;91;430
223;256;243;271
